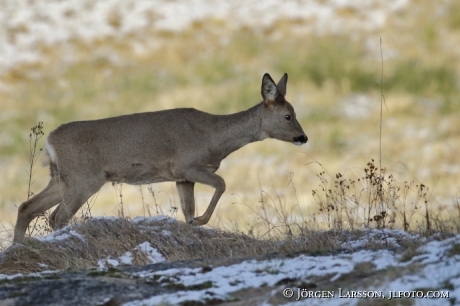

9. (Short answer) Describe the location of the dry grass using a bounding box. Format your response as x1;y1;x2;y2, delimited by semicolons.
1;212;451;276
0;217;341;275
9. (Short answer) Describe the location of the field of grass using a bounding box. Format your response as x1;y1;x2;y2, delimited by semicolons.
1;0;460;246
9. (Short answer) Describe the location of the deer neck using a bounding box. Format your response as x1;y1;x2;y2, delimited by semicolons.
214;102;265;158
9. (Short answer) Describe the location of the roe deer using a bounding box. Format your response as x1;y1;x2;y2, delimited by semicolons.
13;73;307;243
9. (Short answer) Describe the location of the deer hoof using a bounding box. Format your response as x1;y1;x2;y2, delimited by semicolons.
188;217;205;225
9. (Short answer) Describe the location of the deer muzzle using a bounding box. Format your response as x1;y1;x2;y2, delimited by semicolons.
293;135;308;146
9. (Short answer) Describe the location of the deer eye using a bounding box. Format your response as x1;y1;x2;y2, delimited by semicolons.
285;115;292;121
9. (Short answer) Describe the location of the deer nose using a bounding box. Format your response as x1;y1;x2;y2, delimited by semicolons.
293;135;308;144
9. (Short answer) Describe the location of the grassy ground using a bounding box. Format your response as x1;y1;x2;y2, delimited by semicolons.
1;0;460;245
1;217;458;305
0;215;446;275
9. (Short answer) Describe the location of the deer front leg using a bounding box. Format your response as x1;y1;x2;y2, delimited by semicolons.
176;181;196;222
183;168;226;226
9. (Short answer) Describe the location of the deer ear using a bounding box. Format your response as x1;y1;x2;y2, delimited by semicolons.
261;73;277;103
276;73;288;97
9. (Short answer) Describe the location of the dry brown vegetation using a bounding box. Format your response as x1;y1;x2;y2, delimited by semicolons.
0;215;439;276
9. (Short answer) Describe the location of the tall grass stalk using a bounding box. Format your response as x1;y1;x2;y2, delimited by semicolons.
26;122;50;238
26;122;44;200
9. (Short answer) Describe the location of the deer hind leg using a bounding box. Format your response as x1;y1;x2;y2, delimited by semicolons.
49;204;61;229
176;181;196;222
14;177;65;243
183;168;226;226
50;179;104;230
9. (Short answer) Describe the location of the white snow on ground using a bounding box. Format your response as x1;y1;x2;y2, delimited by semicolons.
0;0;409;83
340;228;422;249
98;241;165;269
125;235;460;306
0;270;58;282
36;228;86;242
119;252;133;265
98;256;121;269
132;215;170;223
136;241;165;264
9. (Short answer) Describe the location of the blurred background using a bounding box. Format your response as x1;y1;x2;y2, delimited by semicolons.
0;0;459;239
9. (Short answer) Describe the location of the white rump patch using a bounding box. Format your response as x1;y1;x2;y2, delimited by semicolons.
45;138;57;163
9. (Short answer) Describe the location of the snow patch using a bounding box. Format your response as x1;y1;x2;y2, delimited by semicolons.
98;257;120;269
136;242;165;264
127;235;460;305
119;252;133;265
97;241;164;268
37;229;85;242
132;215;169;223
